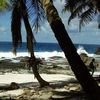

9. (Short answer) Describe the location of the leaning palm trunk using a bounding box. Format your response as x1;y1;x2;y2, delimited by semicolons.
40;0;100;99
28;53;49;87
22;13;49;87
21;0;49;87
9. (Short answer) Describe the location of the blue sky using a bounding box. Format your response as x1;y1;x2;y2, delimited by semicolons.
0;0;100;44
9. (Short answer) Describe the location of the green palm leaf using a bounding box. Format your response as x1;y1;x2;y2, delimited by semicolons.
0;0;10;11
79;8;94;31
63;0;84;13
68;1;93;25
63;0;99;30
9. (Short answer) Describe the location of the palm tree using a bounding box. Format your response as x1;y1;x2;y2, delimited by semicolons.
10;0;100;99
40;0;100;99
11;0;49;87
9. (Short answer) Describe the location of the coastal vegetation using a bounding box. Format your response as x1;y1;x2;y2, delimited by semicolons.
0;0;9;11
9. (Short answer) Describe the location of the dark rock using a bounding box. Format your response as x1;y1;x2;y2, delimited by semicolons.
8;82;20;90
95;47;100;55
0;82;19;90
0;59;12;63
49;56;63;59
19;57;30;62
79;53;94;66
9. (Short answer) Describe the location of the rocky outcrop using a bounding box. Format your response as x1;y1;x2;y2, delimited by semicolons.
79;53;94;67
80;53;89;63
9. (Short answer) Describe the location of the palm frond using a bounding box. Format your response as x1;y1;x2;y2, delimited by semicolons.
27;0;46;33
79;8;94;31
63;0;84;13
97;14;100;29
68;2;88;25
11;0;36;55
0;0;10;12
68;1;94;25
63;0;99;31
11;1;22;55
20;0;36;54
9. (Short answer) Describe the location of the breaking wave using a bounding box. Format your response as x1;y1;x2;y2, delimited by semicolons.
0;46;99;60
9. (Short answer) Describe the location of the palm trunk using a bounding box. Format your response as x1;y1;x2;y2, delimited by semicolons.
41;0;100;99
29;54;49;87
32;64;49;87
22;9;49;87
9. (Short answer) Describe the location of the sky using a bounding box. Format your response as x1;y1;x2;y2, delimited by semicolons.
0;0;100;44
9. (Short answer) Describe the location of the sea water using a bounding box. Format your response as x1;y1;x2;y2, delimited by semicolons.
0;42;100;59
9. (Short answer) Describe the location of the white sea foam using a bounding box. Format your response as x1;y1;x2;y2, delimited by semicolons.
77;46;94;57
77;46;88;55
0;52;30;59
77;46;100;60
0;46;100;61
0;51;65;60
35;51;65;59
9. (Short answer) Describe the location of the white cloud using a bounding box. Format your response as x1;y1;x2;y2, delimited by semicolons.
0;27;7;33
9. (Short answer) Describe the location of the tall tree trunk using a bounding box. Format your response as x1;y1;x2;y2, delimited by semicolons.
22;15;49;86
40;0;100;99
21;3;49;87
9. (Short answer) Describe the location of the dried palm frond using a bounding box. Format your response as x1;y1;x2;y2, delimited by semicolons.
11;0;36;56
11;0;46;56
11;1;22;55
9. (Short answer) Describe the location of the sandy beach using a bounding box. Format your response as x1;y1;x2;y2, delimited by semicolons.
0;54;100;100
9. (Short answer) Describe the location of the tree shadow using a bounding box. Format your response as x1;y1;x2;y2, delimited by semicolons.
49;79;89;100
0;79;91;100
50;78;79;89
51;90;89;100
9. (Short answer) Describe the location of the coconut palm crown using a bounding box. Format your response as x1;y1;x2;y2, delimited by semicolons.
10;0;45;55
63;0;100;31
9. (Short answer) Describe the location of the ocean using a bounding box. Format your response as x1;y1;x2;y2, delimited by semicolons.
0;42;100;59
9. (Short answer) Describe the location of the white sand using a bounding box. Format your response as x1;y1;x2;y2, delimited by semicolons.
0;73;75;98
0;89;24;97
0;73;75;84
